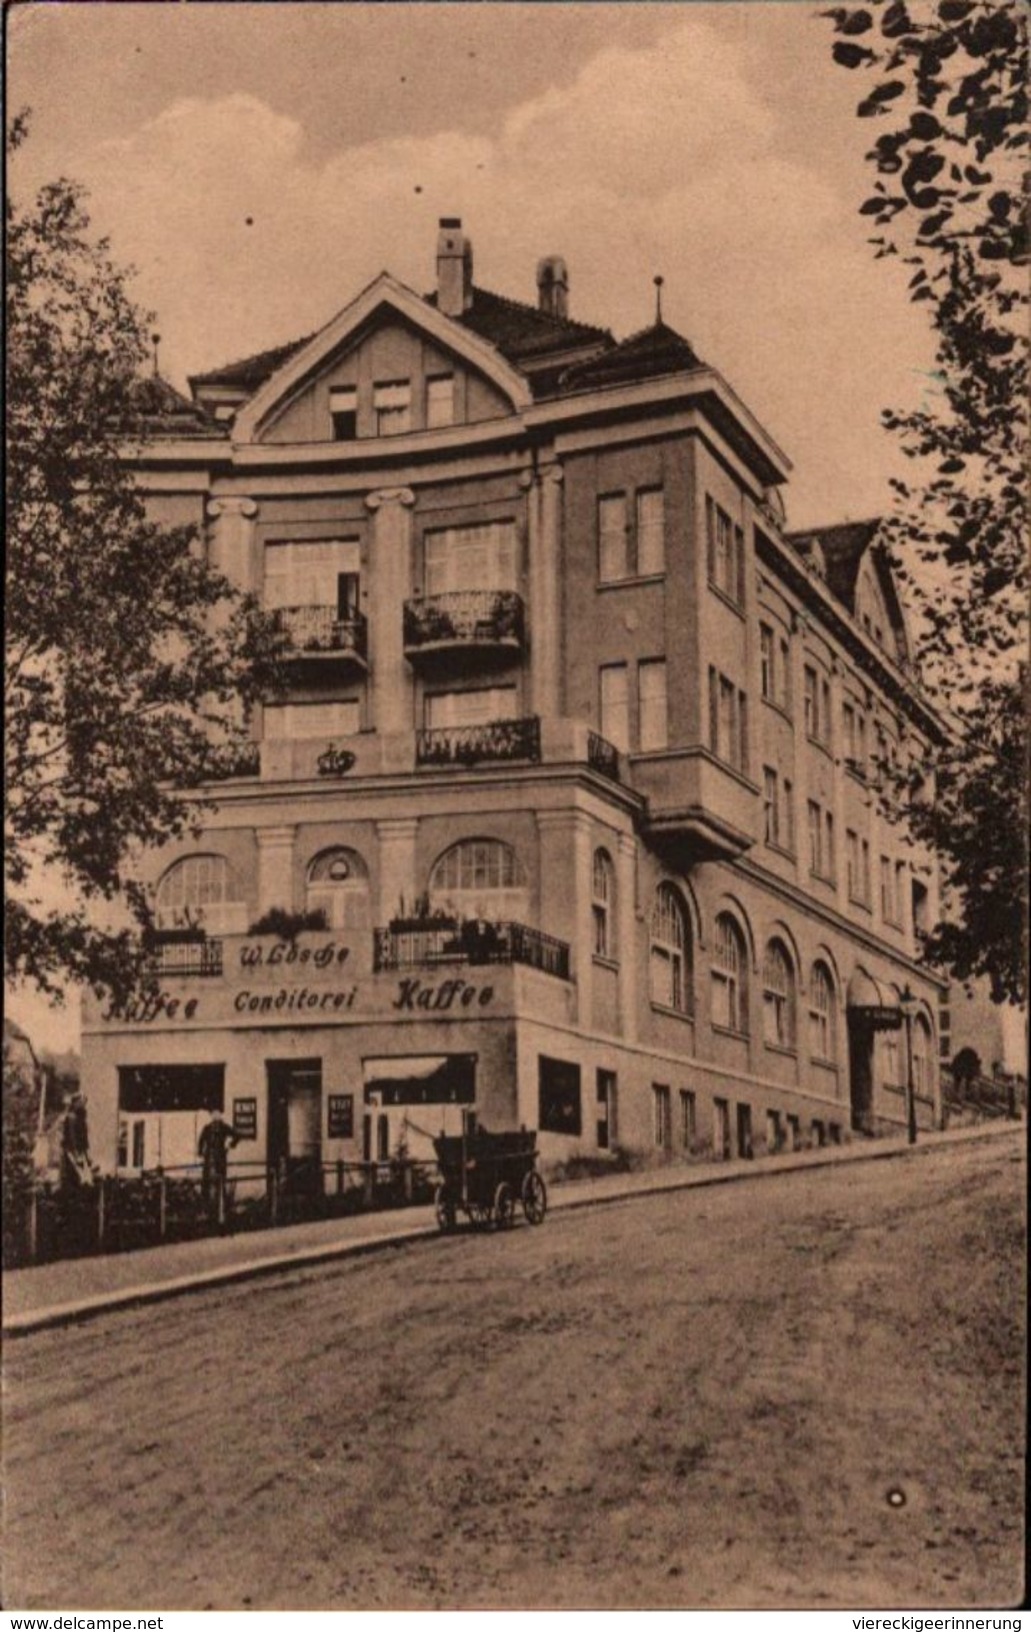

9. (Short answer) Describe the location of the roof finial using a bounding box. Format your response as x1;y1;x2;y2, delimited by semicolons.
151;332;161;378
653;275;664;325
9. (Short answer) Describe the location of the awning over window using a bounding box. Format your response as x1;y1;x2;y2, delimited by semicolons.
846;970;902;1031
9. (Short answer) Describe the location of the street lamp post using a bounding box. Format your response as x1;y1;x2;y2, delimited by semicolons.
899;984;918;1146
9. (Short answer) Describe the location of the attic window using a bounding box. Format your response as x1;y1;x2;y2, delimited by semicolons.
426;374;455;429
374;380;411;436
329;386;357;441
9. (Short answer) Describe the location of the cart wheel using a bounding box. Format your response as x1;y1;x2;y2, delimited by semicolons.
522;1170;547;1225
493;1181;516;1230
434;1182;456;1233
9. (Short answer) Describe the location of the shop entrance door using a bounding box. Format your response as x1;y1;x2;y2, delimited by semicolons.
267;1059;322;1195
847;1017;874;1134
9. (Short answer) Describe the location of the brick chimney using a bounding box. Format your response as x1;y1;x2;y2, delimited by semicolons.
536;255;569;320
437;218;473;317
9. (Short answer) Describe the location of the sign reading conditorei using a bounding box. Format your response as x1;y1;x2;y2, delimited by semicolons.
99;976;501;1027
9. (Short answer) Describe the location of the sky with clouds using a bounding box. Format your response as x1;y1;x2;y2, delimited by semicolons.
8;0;943;1049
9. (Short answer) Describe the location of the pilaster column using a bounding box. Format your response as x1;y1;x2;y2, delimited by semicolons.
206;497;259;594
829;657;848;911
537;809;592;1024
790;609;809;864
376;816;420;924
529;464;563;722
366;487;416;737
616;830;639;1042
256;825;296;917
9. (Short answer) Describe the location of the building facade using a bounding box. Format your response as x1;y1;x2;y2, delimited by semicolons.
81;219;946;1182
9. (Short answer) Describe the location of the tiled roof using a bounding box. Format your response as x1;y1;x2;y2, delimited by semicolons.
189;333;317;393
189;288;611;399
559;320;705;391
122;375;227;440
424;284;613;363
785;519;882;612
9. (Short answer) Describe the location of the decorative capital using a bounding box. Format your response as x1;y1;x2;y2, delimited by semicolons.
517;469;534;491
615;830;637;858
543;464;564;486
256;824;296;848
207;496;258;521
377;816;420;842
365;487;415;512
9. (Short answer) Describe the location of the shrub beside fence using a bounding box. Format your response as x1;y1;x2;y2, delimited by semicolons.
3;1158;439;1269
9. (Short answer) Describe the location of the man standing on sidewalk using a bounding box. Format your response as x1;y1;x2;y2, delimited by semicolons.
198;1108;238;1227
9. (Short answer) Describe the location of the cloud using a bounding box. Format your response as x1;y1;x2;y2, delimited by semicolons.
56;15;932;524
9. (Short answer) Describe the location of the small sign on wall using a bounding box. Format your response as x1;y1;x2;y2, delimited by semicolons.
233;1098;258;1141
328;1094;355;1139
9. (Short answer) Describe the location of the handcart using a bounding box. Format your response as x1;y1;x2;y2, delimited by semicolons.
433;1121;547;1232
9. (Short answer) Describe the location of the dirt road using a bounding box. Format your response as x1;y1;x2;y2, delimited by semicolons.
3;1134;1024;1609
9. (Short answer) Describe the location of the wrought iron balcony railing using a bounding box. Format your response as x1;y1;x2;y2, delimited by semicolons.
150;938;224;978
587;730;621;781
374;920;570;980
416;715;541;769
403;590;525;652
276;604;368;661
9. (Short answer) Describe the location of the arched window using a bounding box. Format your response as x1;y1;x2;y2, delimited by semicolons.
762;939;796;1049
155;854;245;933
306;847;370;930
650;884;692;1015
912;1013;932;1095
592;849;615;959
711;913;748;1033
428;838;528;922
809;961;836;1062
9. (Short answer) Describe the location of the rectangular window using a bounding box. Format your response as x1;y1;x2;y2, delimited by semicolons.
880;854;894;922
714;1097;731;1160
373;379;411;436
710;672;745;771
538;1056;582;1136
638;659;668;751
600;663;630;753
766;1109;783;1155
424;686;517;730
653;1084;672;1151
736;1102;753;1159
707;497;742;604
263;699;360;740
808;799;822;876
896;862;908;930
636;488;665;576
265;538;361;611
598;494;629;583
763;767;780;847
779;636;792;711
760;624;775;700
679;1089;696;1152
846;829;860;900
804;666;819;740
596;1070;616;1150
119;1064;225;1115
426;374;455;429
783;778;795;851
824;811;835;881
329;385;357;441
424;521;516;595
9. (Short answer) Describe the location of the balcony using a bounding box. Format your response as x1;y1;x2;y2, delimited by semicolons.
633;747;761;860
150;937;224;978
403;591;525;660
374;920;570;981
416;715;541;770
587;730;621;782
206;742;261;781
275;605;368;672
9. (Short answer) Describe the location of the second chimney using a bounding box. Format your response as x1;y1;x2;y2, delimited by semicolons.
537;255;569;320
437;218;473;317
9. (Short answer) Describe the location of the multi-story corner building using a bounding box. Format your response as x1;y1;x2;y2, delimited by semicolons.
81;219;946;1181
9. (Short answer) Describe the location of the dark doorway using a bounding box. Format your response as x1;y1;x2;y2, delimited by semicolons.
267;1058;322;1196
847;1015;874;1133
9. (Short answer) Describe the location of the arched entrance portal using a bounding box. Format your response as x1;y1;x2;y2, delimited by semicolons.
846;969;901;1135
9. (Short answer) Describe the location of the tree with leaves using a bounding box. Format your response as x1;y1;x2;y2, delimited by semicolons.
823;0;1028;1004
5;113;283;1006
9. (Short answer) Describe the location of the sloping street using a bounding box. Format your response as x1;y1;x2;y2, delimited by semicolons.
3;1130;1024;1610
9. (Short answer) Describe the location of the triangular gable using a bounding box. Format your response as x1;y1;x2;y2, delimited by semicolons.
232;272;532;443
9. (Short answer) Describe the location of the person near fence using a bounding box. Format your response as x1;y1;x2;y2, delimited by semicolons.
198;1108;238;1220
60;1093;94;1189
